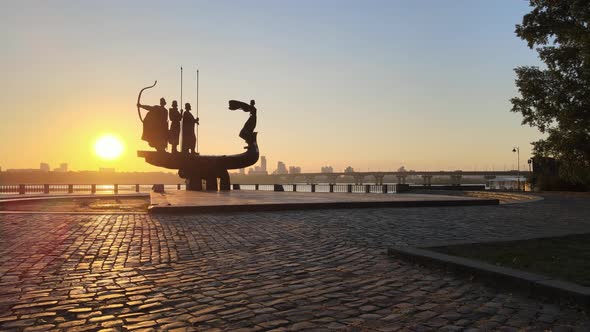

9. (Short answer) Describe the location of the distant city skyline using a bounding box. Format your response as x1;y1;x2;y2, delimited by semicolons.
2;157;528;174
1;1;538;172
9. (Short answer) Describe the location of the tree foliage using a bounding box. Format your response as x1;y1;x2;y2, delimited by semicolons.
511;0;590;184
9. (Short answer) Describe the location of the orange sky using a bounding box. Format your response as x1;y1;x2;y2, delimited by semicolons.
0;1;540;173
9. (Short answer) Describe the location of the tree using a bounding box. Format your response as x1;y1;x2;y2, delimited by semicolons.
511;0;590;185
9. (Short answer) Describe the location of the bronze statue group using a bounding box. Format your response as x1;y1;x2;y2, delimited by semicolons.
136;68;258;157
138;98;199;154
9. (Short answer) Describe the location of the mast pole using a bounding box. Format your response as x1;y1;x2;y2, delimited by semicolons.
197;69;200;154
181;66;183;107
179;66;184;152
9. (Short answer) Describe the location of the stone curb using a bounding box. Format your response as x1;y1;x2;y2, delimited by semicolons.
0;211;148;215
0;193;149;203
500;195;544;204
388;246;590;308
148;198;499;214
0;194;150;214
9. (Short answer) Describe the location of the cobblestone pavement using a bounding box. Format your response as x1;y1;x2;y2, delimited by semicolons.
0;193;589;331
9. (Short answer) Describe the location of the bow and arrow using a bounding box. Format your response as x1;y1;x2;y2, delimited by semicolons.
136;80;157;122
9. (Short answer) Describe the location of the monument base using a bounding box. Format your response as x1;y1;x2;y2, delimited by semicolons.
185;171;231;191
137;134;258;192
148;191;499;213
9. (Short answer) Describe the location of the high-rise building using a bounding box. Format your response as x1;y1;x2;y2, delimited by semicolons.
289;166;301;174
261;156;267;172
344;166;355;173
249;156;268;175
40;163;50;172
274;161;288;175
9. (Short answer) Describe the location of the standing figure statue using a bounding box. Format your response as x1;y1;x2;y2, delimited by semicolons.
182;103;199;154
168;100;182;153
229;99;257;147
138;97;169;152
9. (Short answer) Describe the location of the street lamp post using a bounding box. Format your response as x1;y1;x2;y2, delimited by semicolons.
528;158;535;191
512;147;520;191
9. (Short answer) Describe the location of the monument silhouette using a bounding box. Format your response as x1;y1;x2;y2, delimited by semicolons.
168;100;182;153
181;103;198;155
136;81;259;191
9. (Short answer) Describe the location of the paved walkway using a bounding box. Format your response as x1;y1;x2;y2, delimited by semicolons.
0;193;589;331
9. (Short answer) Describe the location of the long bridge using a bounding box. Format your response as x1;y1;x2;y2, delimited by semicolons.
254;170;531;186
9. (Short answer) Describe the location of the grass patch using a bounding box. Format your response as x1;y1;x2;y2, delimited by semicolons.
430;233;590;287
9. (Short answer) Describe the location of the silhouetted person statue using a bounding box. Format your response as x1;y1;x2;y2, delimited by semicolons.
168;100;182;153
138;97;169;152
181;103;199;154
229;99;257;147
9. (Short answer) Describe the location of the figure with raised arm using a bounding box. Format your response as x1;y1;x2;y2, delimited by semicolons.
138;97;169;152
181;103;199;155
168;100;182;153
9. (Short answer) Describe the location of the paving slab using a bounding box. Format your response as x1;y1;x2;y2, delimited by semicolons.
1;193;589;330
2;194;590;331
149;190;499;213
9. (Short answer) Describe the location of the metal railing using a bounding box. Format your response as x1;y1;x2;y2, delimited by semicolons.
0;183;409;195
0;184;186;195
232;183;408;194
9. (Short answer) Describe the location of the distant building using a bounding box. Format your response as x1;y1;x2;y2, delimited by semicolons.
40;163;50;172
54;163;68;172
289;166;301;174
99;167;115;173
321;166;333;173
248;156;268;175
239;168;245;175
6;168;38;172
261;156;267;173
344;166;354;173
248;167;268;175
274;161;288;175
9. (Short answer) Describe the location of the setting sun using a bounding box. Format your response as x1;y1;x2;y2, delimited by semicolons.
94;134;124;160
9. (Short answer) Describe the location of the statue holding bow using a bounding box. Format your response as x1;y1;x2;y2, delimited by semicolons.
137;81;169;152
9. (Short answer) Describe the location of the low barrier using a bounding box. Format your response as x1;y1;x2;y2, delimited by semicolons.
0;183;412;195
0;184;185;195
232;183;410;194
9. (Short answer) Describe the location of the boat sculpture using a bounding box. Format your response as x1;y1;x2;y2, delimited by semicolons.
137;86;259;191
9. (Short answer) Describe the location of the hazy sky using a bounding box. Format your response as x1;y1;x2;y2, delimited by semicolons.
0;0;540;173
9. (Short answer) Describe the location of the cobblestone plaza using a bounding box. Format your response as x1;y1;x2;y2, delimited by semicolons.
0;193;589;331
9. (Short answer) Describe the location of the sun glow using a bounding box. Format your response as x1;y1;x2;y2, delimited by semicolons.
94;134;124;160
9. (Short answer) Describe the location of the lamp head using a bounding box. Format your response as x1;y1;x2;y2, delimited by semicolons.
512;148;517;153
